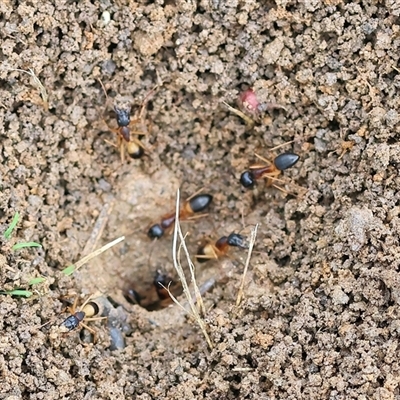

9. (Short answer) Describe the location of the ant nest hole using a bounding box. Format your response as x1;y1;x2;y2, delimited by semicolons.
79;167;229;314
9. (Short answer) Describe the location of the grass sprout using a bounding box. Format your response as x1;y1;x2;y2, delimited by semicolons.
3;212;43;251
236;224;258;307
61;235;125;276
28;277;46;285
4;212;20;239
0;289;33;298
12;242;42;251
167;189;213;349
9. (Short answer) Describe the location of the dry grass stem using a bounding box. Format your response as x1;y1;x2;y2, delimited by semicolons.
9;68;49;111
83;200;115;254
236;224;258;307
222;101;254;126
170;189;213;349
74;236;125;272
268;141;295;152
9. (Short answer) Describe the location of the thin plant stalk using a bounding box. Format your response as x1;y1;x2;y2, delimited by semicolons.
170;189;213;349
62;236;125;276
236;224;258;307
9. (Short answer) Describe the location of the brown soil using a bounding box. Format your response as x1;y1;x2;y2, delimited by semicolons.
1;0;400;399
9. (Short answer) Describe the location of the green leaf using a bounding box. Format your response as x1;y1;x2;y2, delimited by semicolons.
28;277;46;285
12;242;42;251
0;290;33;297
4;212;20;239
61;264;75;276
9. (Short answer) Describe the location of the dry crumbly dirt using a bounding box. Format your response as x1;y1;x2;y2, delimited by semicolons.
1;0;400;399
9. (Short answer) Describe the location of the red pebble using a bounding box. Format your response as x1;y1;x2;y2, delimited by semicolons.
239;89;260;115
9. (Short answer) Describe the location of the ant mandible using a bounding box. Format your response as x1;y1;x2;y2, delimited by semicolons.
147;192;213;239
240;152;300;189
195;232;248;263
60;295;107;338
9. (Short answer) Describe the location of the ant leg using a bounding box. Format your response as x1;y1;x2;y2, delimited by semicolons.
184;213;209;221
268;141;295;152
68;297;79;315
79;294;98;312
254;153;273;165
104;139;118;148
84;316;107;322
137;85;159;120
265;175;297;197
116;136;124;163
185;187;206;202
80;322;98;343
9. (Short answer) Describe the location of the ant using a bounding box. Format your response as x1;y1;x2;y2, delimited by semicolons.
147;193;213;239
196;232;248;263
240;152;300;190
124;288;142;305
112;106;146;160
104;86;157;163
153;270;173;301
60;295;107;338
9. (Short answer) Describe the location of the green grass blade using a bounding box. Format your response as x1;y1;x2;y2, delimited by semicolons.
12;242;42;251
28;277;46;285
4;212;20;239
61;264;75;276
0;290;33;297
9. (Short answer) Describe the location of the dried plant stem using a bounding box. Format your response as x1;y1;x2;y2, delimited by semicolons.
169;189;213;349
9;68;49;111
83;200;115;254
236;224;258;307
222;101;254;126
74;236;125;272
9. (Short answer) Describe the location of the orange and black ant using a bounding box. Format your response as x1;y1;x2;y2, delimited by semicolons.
106;105;148;162
147;193;213;239
60;295;107;338
240;152;300;189
103;86;157;162
195;232;248;263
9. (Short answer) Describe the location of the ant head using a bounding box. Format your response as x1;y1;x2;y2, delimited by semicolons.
154;270;170;286
273;153;300;171
240;171;256;188
227;233;248;249
114;106;131;127
189;194;213;213
147;224;164;239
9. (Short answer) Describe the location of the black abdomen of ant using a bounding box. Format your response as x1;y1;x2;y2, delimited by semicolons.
188;194;213;213
273;153;300;171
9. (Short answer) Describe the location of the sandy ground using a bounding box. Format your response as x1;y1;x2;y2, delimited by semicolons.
1;0;400;398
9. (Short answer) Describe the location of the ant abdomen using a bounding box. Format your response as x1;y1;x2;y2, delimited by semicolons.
188;194;213;213
273;152;300;171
